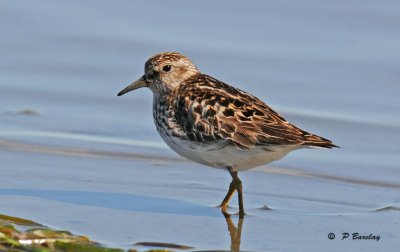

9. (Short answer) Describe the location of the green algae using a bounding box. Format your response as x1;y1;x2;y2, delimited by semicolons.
0;213;195;252
54;241;123;252
0;214;137;252
0;214;42;226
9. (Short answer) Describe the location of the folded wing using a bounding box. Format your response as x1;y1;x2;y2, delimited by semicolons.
173;74;337;149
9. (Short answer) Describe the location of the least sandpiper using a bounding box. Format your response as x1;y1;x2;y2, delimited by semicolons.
118;52;338;218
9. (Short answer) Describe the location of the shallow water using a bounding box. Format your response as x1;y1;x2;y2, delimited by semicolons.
1;1;399;251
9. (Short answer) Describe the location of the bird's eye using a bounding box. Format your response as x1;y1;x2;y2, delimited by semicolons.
162;65;172;72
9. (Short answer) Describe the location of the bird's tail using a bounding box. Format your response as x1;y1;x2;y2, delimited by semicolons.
301;133;339;149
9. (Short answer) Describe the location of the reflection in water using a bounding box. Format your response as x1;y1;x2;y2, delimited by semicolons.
223;213;244;252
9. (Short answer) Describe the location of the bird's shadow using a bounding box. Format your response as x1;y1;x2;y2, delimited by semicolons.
0;188;220;217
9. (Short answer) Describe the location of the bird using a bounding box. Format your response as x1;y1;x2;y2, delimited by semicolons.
118;52;338;218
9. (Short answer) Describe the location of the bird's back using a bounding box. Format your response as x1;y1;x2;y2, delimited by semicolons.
171;74;337;150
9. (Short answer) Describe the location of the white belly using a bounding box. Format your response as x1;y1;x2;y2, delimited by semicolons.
161;134;300;171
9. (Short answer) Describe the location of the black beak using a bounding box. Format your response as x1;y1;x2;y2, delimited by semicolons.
118;75;147;96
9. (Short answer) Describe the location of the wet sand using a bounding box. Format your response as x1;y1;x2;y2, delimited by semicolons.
1;1;400;251
0;131;398;251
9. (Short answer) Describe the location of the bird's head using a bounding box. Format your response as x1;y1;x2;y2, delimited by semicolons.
118;52;200;96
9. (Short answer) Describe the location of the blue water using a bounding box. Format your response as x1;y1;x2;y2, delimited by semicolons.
1;1;399;251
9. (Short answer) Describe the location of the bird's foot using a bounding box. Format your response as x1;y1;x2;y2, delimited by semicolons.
221;207;246;219
218;203;234;209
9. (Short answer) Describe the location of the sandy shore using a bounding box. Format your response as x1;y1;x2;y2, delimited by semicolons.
1;1;400;250
0;132;399;251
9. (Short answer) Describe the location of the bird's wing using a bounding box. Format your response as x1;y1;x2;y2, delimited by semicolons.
173;74;336;149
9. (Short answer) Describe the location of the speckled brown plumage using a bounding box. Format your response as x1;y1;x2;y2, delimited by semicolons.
172;73;336;149
118;52;338;218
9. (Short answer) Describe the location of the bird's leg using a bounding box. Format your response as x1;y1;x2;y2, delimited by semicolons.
219;180;236;210
227;166;246;218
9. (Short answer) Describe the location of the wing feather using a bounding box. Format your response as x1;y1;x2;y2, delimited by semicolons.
173;74;337;149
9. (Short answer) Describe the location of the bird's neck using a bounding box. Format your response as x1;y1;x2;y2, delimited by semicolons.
152;90;175;112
